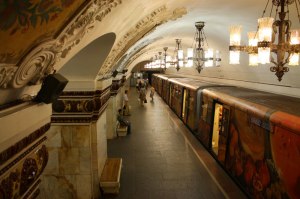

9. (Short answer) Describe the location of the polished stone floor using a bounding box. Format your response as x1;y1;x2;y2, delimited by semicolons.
106;88;247;199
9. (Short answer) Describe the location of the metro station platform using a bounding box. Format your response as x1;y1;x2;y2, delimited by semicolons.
106;88;247;199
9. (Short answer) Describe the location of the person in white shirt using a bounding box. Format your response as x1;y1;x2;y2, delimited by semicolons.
123;90;130;115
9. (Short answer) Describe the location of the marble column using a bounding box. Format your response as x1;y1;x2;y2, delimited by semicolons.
39;83;111;199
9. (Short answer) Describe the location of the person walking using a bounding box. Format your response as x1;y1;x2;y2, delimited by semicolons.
123;90;130;115
150;86;155;101
139;84;147;106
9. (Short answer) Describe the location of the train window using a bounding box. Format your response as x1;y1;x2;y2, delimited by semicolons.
201;103;208;121
212;103;223;155
182;89;187;118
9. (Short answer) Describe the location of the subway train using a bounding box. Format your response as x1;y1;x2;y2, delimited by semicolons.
151;74;300;199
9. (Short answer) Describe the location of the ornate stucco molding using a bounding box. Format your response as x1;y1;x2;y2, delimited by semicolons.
0;0;122;89
51;86;111;124
97;6;187;77
110;79;122;96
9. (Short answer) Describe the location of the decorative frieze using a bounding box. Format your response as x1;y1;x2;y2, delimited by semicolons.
0;140;48;199
0;123;50;166
0;66;18;88
110;80;122;96
51;87;111;124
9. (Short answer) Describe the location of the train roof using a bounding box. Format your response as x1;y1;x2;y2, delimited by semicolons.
168;77;228;90
204;86;300;117
154;74;183;79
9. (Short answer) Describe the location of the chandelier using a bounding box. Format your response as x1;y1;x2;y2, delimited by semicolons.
229;0;300;81
172;22;221;72
144;21;221;72
190;21;221;73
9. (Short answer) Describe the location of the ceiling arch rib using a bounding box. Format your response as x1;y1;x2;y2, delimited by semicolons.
97;6;187;77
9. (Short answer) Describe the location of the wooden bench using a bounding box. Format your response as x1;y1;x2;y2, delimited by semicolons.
100;158;122;194
116;122;128;136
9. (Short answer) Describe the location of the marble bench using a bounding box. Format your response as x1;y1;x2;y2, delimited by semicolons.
100;158;122;194
116;122;128;136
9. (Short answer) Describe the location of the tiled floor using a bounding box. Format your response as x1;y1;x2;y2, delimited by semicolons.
106;88;247;199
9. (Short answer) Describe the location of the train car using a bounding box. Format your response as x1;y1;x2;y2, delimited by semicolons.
198;86;300;199
166;78;230;132
156;74;164;96
168;78;187;118
152;74;183;104
160;75;169;102
151;74;159;91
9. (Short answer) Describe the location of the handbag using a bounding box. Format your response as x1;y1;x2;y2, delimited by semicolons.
144;99;147;103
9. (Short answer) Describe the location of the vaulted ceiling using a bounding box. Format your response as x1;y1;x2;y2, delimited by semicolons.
1;0;300;104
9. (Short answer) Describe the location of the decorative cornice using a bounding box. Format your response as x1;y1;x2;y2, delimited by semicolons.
51;87;111;124
0;123;50;166
0;99;24;112
0;0;122;89
98;6;187;77
110;79;122;96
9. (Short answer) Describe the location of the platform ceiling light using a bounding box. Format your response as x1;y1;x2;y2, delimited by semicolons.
229;0;300;81
145;22;221;72
144;52;164;69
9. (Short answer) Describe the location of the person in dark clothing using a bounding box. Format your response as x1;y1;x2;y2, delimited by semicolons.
117;109;131;134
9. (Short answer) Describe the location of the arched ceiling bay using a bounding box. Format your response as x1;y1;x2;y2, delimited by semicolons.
1;0;300;92
58;33;116;81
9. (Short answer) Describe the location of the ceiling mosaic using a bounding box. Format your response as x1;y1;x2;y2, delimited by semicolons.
0;0;89;64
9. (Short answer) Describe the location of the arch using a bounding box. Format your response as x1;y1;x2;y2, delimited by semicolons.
58;33;116;81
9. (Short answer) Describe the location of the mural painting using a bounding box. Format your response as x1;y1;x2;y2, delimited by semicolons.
0;0;87;63
226;108;290;199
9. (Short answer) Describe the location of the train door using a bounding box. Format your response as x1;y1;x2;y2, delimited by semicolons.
211;102;230;164
165;82;170;103
169;84;172;106
181;88;188;120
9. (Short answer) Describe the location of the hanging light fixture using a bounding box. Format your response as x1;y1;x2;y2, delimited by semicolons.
145;22;221;72
229;0;300;81
174;39;184;71
189;21;221;73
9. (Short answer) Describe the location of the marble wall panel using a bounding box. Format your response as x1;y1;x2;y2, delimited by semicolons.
79;147;91;174
39;175;77;199
76;175;92;199
61;126;72;148
106;97;116;139
72;126;90;147
44;147;59;174
45;126;62;148
59;148;80;175
96;112;107;178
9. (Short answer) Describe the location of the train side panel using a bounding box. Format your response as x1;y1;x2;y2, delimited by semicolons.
199;88;299;199
169;82;183;118
269;112;300;199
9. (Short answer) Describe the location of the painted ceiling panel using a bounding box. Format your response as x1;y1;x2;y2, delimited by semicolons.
0;0;89;63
